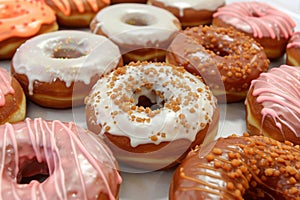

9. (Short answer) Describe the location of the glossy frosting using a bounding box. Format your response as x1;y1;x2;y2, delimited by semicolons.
0;68;14;107
0;0;56;41
0;118;121;199
85;62;217;147
12;30;121;95
250;65;300;137
151;0;225;16
287;31;300;48
47;0;110;16
91;3;180;47
213;2;296;39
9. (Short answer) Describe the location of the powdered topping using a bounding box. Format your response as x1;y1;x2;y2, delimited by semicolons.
251;65;300;138
47;0;109;16
92;3;181;47
213;2;296;39
151;0;225;17
0;0;56;41
85;62;217;147
0;68;14;107
0;118;121;199
12;30;121;95
287;31;300;48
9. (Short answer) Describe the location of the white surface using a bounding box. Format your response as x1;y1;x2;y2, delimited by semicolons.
0;0;299;199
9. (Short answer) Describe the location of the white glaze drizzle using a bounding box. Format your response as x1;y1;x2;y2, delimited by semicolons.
86;62;217;147
12;30;121;95
0;118;121;200
92;3;180;47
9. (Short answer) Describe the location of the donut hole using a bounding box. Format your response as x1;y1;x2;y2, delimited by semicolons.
122;12;156;26
17;158;50;184
52;48;85;59
133;88;164;111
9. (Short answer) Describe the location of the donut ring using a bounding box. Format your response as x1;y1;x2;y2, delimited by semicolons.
0;118;121;199
212;1;296;59
85;62;219;171
166;25;269;103
170;133;300;199
0;0;58;59
246;65;300;144
286;31;300;66
0;68;26;124
45;0;110;27
11;30;123;108
90;3;181;64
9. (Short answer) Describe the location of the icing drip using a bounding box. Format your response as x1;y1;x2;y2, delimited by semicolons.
48;0;109;16
251;65;300;137
287;31;300;48
0;118;121;200
0;1;56;41
86;62;216;147
0;68;14;107
213;2;296;39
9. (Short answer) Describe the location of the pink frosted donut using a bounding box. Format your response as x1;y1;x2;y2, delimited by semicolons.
286;31;300;66
213;1;296;59
245;65;300;144
0;118;121;200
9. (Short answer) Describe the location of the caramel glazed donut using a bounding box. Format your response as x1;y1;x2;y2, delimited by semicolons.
90;3;181;64
212;1;296;59
0;0;58;59
166;25;269;103
245;65;300;145
44;0;110;27
11;30;123;109
286;31;300;66
170;133;300;200
0;118;121;200
148;0;225;28
0;68;26;125
85;62;220;171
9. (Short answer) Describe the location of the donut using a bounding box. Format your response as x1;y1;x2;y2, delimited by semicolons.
11;30;123;109
212;1;296;59
44;0;110;27
0;67;26;125
148;0;225;28
245;65;300;145
170;133;300;200
166;25;269;103
111;0;147;4
0;0;58;60
90;3;181;64
0;118;121;199
85;62;220;171
286;31;300;66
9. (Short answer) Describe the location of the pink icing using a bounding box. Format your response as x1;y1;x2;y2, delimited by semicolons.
250;65;300;138
0;68;14;107
0;118;121;200
287;31;300;48
213;2;296;39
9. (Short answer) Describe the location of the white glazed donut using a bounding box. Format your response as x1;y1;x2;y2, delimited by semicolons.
148;0;225;27
85;62;219;171
90;3;181;64
11;30;123;108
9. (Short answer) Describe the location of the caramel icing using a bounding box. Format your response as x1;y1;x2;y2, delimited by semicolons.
250;65;300;138
0;68;14;107
0;0;56;42
213;2;296;39
287;31;300;48
48;0;110;16
0;118;121;199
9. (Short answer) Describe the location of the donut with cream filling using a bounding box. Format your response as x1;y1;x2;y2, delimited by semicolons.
0;118;121;200
85;62;219;171
286;31;300;66
11;30;123;108
212;1;296;59
0;0;58;59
